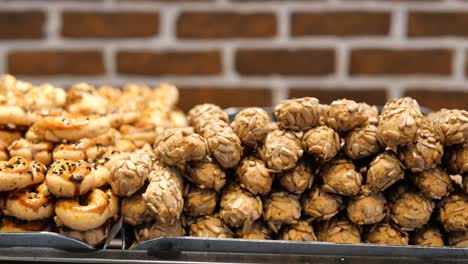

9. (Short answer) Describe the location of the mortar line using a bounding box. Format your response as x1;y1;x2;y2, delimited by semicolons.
453;46;466;82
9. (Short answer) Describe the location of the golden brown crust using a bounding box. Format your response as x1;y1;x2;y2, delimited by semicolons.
281;221;317;241
275;97;321;131
122;191;153;226
66;83;109;115
55;188;119;231
438;194;468;232
53;138;99;162
46;159;109;197
187;161;226;191
0;106;37;126
0;130;21;146
237;221;271;240
321;159;362;196
366;224;409;246
347;193;387;225
263;192;301;232
302;187;343;221
317;217;361;244
189;215;234;238
31;115;110;142
9;139;53;165
413;226;445;247
108;151;152;197
220;185;262;229
4;182;54;221
237;156;273;195
143;164;184;224
260;129;303;171
391;192;434;231
0;156;46;191
184;185;217;217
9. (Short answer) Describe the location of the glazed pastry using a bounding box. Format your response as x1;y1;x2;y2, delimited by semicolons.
0;157;46;191
9;139;53;165
4;183;54;221
55;188;119;231
46;159;109;197
30;114;110;142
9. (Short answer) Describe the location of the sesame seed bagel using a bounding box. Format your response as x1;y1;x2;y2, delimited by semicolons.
30;114;110;142
46;159;109;197
0;156;46;192
3;182;54;221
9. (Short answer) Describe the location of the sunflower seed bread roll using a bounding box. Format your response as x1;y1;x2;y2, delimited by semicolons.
378;97;423;150
275;97;322;131
260;129;303;171
231;107;272;147
143;164;184;224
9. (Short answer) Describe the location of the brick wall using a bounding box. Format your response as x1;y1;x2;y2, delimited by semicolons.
1;0;468;112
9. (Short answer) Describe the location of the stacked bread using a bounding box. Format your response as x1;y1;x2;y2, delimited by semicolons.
0;74;466;248
146;98;467;248
0;75;185;246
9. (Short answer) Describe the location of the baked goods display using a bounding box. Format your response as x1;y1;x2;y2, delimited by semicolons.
0;75;185;246
0;74;467;249
141;96;467;248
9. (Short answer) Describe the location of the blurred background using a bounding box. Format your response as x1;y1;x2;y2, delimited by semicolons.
1;0;467;111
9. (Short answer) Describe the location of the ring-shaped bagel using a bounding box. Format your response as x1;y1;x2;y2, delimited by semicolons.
30;114;110;142
4;182;54;221
53;139;99;162
0;156;46;191
46;159;109;197
8;139;53;165
55;188;119;231
0;106;37;126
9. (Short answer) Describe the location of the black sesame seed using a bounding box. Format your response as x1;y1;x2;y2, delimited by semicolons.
69;174;84;183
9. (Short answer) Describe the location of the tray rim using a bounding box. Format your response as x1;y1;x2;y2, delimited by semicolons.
130;236;468;258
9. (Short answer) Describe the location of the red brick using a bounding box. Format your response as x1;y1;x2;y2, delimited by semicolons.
404;89;468;111
117;50;222;76
292;12;390;37
289;88;388;105
62;11;159;38
350;49;452;76
179;87;272;112
177;12;276;39
8;50;104;76
236;49;335;76
0;11;45;39
408;12;468;37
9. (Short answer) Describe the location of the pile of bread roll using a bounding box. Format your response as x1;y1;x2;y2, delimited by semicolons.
0;74;467;249
142;99;467;248
0;75;185;246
